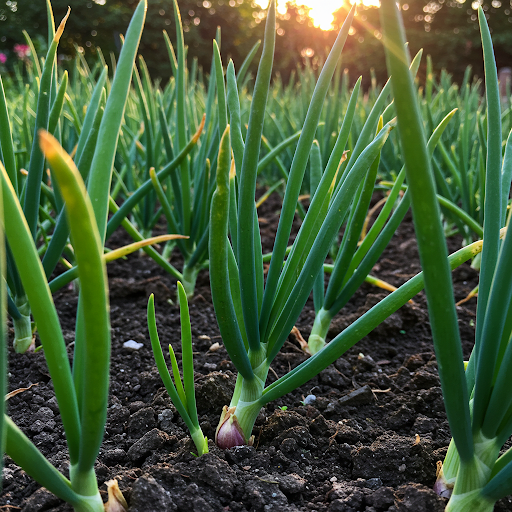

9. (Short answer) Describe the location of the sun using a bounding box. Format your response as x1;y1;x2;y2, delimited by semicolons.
254;0;380;31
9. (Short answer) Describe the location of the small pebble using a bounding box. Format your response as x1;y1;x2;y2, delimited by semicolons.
366;478;382;489
303;394;316;405
123;340;144;351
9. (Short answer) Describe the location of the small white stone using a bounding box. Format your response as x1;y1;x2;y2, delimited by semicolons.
123;340;143;351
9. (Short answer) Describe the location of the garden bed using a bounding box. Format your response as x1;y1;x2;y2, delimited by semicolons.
2;191;510;512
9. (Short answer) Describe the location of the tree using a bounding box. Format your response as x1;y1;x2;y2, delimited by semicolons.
0;0;266;81
332;0;512;85
4;0;510;86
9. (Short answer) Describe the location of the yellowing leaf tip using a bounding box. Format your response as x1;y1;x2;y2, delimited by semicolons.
193;114;206;143
38;130;58;159
55;7;71;42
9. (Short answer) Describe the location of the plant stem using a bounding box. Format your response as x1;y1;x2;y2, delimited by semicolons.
12;295;33;353
182;264;199;298
242;351;267;419
445;490;495;512
446;431;500;511
71;495;104;512
307;307;332;354
69;465;103;511
190;427;209;456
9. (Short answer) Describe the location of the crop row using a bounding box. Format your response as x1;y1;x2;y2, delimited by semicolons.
1;1;511;511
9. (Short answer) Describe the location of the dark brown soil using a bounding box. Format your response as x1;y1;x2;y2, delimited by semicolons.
2;192;511;512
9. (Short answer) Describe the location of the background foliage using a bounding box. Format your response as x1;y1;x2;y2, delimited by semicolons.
2;0;512;86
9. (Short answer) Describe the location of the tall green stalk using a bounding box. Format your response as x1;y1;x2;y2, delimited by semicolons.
205;2;482;450
0;2;147;509
381;2;512;509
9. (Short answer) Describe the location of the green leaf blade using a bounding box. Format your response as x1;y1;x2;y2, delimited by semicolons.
380;0;472;462
40;131;109;474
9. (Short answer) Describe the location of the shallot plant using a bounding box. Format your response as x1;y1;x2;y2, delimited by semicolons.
105;0;262;298
205;0;489;449
304;46;458;354
148;283;209;456
0;4;71;353
35;19;200;298
0;2;154;510
107;0;214;296
308;105;458;354
381;2;512;510
1;1;180;353
2;128;118;512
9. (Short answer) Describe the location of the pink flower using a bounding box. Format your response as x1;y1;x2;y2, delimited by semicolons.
0;53;6;64
13;44;30;60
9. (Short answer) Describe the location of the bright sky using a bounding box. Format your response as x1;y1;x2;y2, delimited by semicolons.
254;1;379;31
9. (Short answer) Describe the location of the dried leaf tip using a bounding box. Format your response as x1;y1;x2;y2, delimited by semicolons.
193;114;207;143
229;159;236;180
55;7;71;42
433;463;454;499
104;479;128;512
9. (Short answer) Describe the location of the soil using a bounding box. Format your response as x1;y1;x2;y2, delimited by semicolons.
2;191;511;512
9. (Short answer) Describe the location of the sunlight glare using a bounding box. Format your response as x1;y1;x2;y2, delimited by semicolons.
255;0;380;31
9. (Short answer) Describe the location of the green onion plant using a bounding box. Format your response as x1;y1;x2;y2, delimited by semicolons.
305;48;454;354
205;1;490;449
104;0;263;298
0;6;71;353
0;1;161;353
1;1;148;509
2;130;114;512
147;283;209;456
308;103;458;354
27;3;186;297
381;2;512;509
